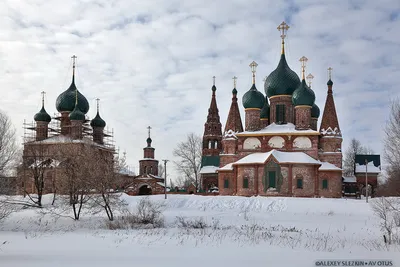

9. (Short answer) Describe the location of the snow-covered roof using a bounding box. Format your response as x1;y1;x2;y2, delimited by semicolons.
119;167;135;176
318;162;342;171
156;182;166;187
230;150;321;165
200;166;219;174
343;176;357;183
30;135;112;150
139;158;158;161
236;123;320;136
355;162;381;173
224;130;238;139
218;163;234;171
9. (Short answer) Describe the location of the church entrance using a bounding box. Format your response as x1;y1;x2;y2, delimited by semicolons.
138;185;152;195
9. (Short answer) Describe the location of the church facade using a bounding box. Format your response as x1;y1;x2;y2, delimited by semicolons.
200;22;343;198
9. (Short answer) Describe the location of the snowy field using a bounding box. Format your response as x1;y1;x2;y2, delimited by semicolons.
1;194;399;267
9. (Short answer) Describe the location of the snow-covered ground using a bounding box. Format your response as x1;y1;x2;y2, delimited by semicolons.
1;194;399;267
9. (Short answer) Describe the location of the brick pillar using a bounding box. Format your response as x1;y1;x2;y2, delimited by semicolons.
35;121;49;141
260;118;269;128
93;127;104;145
70;121;83;139
245;108;261;131
311;117;318;131
295;106;311;130
60;112;71;136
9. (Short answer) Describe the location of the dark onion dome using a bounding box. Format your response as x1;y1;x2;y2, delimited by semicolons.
264;54;301;97
69;105;85;121
232;88;237;95
90;111;106;128
147;137;152;144
292;79;316;107
242;84;265;109
212;85;216;92
56;76;90;114
327;79;333;86
260;97;270;119
311;103;320;118
34;106;51;123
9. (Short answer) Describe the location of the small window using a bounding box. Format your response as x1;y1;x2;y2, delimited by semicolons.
322;179;328;189
243;178;249;188
296;178;303;189
276;104;286;124
268;171;276;188
224;179;229;188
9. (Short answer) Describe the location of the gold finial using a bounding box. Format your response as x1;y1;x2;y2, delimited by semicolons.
147;126;152;138
328;67;333;80
71;55;77;77
249;61;258;84
96;98;100;113
41;91;45;107
299;56;308;80
277;21;290;54
233;76;237;88
212;76;216;86
306;73;314;88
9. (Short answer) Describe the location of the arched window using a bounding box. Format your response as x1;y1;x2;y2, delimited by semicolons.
208;141;212;149
296;174;303;189
144;166;147;174
276;104;286;124
150;166;153;174
214;140;218;149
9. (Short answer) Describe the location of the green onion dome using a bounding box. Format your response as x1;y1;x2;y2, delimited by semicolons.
327;79;333;86
260;97;270;119
232;88;237;95
90;112;106;128
292;79;316;107
242;84;265;109
56;76;89;114
311;103;320;118
34;106;51;123
69;105;85;121
264;54;301;97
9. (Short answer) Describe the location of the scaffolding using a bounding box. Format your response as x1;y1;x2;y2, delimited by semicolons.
23;112;116;151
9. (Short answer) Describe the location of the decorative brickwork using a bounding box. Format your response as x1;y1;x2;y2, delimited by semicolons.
311;117;318;131
245;108;261;131
70;121;83;139
202;84;223;157
295;106;311;130
260;118;269;128
35;121;49;141
269;95;293;124
224;89;244;134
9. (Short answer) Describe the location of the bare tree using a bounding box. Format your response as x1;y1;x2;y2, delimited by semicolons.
0;111;18;176
381;99;400;196
343;138;374;176
371;197;400;244
88;149;127;221
20;144;57;207
173;133;202;192
56;144;92;220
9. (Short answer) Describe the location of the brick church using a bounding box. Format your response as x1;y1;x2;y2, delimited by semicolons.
200;22;343;198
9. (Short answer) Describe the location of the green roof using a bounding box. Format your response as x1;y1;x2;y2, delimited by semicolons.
242;84;264;109
90;112;106;127
311;103;320;118
69;105;85;121
260;97;270;119
265;54;301;97
34;106;51;122
201;155;220;167
56;76;89;114
292;79;315;107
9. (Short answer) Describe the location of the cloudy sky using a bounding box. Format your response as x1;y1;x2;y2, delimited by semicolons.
1;0;399;178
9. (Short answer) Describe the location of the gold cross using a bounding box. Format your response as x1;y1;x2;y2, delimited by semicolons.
212;76;216;86
328;67;333;80
147;126;152;138
232;76;237;88
299;56;308;80
277;21;290;40
249;61;258;84
306;73;314;88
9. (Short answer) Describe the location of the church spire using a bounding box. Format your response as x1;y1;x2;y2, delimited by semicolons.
202;77;222;157
224;76;243;134
319;67;341;137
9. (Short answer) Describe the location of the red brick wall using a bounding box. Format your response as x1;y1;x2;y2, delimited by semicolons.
218;171;236;195
245;109;261;131
202;173;218;191
143;147;155;158
92;127;104;145
295;106;311;130
311;118;318;131
319;171;342;198
269;96;293;124
139;159;159;176
35;121;49;141
260;118;269;128
60;112;71;136
291;165;316;197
